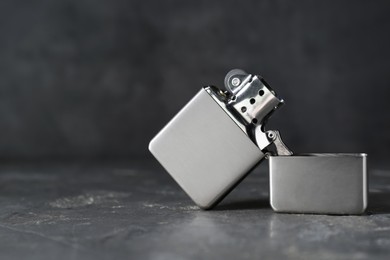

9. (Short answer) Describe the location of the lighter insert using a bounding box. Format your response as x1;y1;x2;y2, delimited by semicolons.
149;69;367;214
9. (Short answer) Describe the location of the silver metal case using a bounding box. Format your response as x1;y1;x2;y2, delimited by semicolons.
269;154;368;215
149;88;264;209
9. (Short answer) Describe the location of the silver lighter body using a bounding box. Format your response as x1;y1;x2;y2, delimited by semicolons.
149;69;368;214
149;88;264;208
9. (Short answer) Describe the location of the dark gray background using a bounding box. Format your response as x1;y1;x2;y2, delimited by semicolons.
0;0;389;162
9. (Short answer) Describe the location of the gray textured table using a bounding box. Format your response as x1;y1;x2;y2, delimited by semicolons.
0;161;389;259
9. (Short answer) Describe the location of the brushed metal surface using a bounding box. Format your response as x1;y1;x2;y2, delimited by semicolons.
149;88;264;209
270;153;367;215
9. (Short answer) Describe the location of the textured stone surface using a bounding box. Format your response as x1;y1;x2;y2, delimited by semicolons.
0;161;389;259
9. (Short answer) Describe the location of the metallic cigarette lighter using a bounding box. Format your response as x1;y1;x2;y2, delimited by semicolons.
149;69;368;214
149;69;290;209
